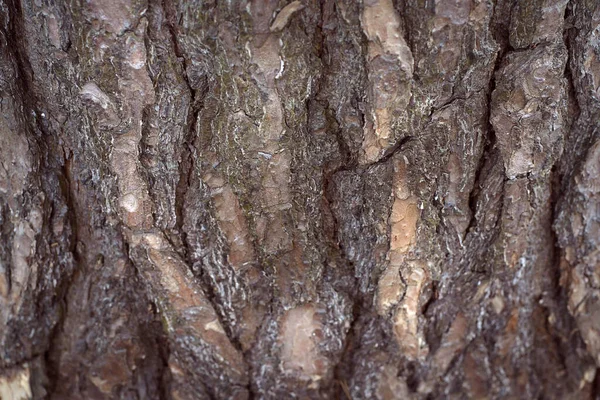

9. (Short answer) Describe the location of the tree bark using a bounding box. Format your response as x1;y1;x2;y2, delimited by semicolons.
1;0;599;399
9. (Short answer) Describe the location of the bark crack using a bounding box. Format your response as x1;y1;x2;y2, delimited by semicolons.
41;148;81;397
2;1;79;394
314;3;367;395
160;0;199;260
465;6;508;235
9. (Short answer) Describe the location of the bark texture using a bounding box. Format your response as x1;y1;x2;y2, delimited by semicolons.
1;0;600;399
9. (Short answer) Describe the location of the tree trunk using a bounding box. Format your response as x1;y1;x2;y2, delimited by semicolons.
1;0;599;398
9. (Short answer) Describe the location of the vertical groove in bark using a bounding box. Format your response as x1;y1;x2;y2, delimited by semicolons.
554;0;600;391
1;3;76;398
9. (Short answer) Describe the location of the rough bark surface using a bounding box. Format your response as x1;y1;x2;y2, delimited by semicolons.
1;0;600;399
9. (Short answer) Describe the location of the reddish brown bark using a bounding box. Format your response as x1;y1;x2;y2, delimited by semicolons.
1;0;600;399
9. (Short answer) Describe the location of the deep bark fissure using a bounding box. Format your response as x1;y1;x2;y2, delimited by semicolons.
315;4;369;395
41;149;79;397
158;5;256;395
3;2;79;394
466;29;506;236
159;0;198;257
395;0;414;66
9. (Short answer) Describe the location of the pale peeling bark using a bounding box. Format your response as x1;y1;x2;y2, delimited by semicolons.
2;0;600;399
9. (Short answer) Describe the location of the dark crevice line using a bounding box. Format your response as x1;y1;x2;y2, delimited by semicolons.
559;0;589;190
555;0;577;228
143;0;198;396
546;163;572;374
317;3;357;396
544;0;598;389
162;20;250;365
156;0;196;261
318;3;378;397
159;0;199;266
158;2;254;396
429;2;511;389
427;89;486;119
465;2;509;236
592;368;600;400
552;0;574;302
160;0;206;282
395;0;414;75
112;9;175;398
0;205;11;305
196;251;247;358
42;148;81;398
3;0;79;394
138;34;174;400
368;135;414;168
